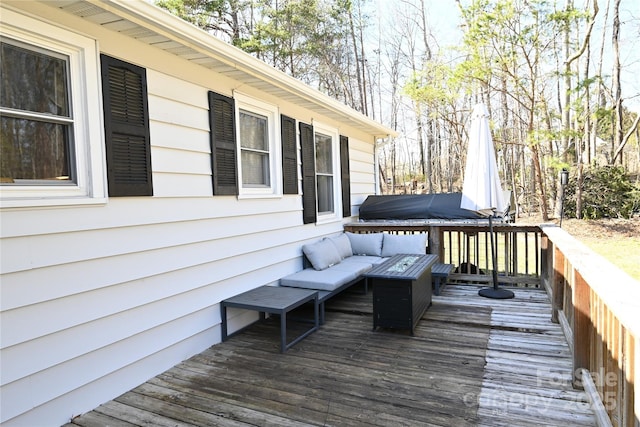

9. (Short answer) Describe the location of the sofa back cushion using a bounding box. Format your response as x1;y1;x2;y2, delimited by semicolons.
346;232;384;256
303;238;342;270
381;233;427;257
328;234;353;259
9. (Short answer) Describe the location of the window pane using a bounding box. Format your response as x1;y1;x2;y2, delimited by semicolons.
317;175;334;214
1;116;71;181
1;41;70;117
315;133;332;174
239;108;271;189
241;150;270;186
239;110;268;151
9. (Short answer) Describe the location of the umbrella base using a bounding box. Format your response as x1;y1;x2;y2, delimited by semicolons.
478;287;515;299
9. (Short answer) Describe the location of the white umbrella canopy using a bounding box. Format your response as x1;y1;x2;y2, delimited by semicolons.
460;103;513;299
460;103;507;217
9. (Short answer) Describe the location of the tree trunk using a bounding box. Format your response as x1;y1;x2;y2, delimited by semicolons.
356;0;369;116
611;0;623;165
529;103;549;220
577;39;591;220
348;7;365;114
592;0;610;166
561;0;572;165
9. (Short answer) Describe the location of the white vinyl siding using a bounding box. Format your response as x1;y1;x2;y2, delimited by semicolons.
147;75;212;197
347;136;377;210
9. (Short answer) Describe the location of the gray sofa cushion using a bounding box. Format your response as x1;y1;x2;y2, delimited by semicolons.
280;267;359;291
346;232;383;256
341;255;386;266
328;234;353;259
381;233;427;257
302;238;341;270
331;258;373;276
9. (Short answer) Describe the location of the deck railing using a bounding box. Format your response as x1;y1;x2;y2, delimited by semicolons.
344;221;542;287
344;221;638;426
540;224;639;427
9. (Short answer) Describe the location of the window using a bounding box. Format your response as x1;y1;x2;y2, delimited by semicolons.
239;110;270;187
1;41;72;184
315;131;334;215
234;92;280;197
300;121;349;224
0;8;105;207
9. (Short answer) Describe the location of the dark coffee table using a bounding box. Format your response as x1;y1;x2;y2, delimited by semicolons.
364;254;438;334
221;286;319;352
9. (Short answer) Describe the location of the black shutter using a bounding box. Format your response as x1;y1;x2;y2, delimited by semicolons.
101;55;152;197
299;122;316;224
281;114;298;195
208;91;237;195
340;135;351;217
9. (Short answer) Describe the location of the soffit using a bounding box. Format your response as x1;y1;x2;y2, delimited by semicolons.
38;0;395;138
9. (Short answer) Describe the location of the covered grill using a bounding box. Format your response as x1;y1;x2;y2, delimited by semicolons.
358;193;511;222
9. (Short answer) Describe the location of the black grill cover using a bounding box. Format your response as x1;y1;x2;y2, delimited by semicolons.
358;193;486;221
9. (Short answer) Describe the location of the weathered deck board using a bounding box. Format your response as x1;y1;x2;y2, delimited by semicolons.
65;283;596;427
436;285;596;427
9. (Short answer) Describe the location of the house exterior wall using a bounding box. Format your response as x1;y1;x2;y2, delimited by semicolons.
0;2;380;425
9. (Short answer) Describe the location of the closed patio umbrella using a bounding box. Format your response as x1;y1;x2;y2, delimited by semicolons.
460;103;514;299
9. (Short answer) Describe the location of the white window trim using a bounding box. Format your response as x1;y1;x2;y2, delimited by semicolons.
312;121;342;224
233;91;282;199
0;7;106;209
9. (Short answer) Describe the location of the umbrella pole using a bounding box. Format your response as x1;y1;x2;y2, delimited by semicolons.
478;216;514;299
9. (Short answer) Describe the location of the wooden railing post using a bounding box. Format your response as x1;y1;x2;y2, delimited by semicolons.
428;225;443;261
573;270;591;388
551;246;565;324
540;234;549;292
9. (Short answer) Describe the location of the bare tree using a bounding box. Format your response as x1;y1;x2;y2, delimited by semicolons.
611;0;623;164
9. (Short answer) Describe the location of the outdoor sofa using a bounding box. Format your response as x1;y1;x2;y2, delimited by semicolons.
279;232;428;323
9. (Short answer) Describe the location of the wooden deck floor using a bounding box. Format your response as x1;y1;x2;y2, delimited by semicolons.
65;283;596;427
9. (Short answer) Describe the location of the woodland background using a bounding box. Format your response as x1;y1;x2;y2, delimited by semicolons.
156;0;640;221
